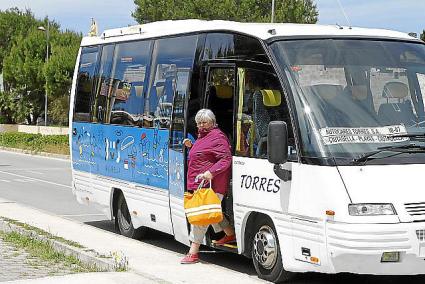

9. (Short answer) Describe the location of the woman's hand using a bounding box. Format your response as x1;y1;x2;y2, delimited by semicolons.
183;138;193;148
196;171;213;181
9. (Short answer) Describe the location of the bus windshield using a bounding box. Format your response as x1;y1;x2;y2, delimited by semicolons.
271;39;425;164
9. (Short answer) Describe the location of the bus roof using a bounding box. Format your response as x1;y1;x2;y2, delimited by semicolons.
81;20;418;46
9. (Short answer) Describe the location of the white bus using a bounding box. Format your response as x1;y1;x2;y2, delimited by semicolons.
70;20;425;282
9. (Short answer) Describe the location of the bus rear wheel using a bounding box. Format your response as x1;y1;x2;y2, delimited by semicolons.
115;194;147;239
251;218;295;283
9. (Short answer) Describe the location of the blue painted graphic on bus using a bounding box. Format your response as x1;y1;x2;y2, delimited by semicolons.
169;149;185;197
72;122;169;189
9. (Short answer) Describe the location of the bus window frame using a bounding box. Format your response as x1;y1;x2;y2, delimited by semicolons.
73;45;100;123
202;63;237;153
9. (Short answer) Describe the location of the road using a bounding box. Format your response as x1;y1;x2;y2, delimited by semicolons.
0;150;424;284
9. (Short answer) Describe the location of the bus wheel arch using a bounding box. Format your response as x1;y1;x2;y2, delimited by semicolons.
111;188;122;221
241;211;259;258
247;213;295;283
112;189;147;239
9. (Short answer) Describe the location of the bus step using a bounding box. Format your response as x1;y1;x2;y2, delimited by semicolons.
211;242;238;252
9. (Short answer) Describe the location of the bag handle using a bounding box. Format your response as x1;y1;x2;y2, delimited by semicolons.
197;179;212;190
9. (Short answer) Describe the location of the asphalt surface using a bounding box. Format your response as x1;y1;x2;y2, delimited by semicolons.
0;149;425;283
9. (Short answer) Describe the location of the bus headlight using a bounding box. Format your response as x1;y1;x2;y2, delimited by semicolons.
348;204;396;216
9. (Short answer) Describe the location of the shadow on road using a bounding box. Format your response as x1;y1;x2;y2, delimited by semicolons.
84;220;425;283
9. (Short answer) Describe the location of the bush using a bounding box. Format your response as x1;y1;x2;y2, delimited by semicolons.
0;132;69;155
50;96;70;126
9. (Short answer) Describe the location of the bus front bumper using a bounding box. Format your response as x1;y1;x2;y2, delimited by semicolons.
327;222;425;275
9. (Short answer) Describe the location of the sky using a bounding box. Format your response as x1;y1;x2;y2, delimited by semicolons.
1;0;424;36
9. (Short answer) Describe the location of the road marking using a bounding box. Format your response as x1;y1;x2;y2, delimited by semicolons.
60;214;105;217
25;170;44;175
13;179;33;183
0;170;71;190
6;168;67;171
0;149;69;162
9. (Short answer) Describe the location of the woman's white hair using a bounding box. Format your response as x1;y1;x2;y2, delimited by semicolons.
195;109;216;126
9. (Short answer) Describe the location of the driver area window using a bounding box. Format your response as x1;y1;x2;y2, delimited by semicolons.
235;68;294;158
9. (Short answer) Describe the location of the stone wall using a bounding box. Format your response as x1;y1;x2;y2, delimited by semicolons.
0;125;69;135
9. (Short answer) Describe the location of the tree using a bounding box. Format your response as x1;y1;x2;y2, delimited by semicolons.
275;0;318;23
421;30;425;42
0;8;40;73
49;95;70;126
45;30;81;125
0;91;17;123
0;7;81;125
2;30;46;124
132;0;318;24
45;31;81;100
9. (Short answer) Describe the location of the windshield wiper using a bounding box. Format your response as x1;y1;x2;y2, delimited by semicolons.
352;144;425;164
390;133;425;139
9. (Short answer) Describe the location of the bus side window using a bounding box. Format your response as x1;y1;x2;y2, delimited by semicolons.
236;68;294;158
106;40;152;126
74;46;99;122
91;44;115;123
145;35;198;129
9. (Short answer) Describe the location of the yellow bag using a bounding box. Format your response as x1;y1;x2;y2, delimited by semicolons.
184;181;223;226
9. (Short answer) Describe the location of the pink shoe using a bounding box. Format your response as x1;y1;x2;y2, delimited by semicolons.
213;234;236;245
180;253;199;264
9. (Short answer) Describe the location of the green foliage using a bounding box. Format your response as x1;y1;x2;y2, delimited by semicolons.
0;8;82;125
421;30;425;42
3;30;46;124
132;0;318;24
0;132;69;155
0;8;40;73
0;91;17;123
50;95;70;126
45;31;81;100
276;0;318;23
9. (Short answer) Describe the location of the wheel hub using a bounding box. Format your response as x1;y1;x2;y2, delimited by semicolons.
253;225;277;269
256;240;265;255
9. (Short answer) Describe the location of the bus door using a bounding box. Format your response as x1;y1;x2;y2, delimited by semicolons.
169;70;191;245
203;64;236;142
203;64;237;244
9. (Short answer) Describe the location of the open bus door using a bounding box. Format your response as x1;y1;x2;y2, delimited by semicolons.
168;70;191;245
202;63;238;250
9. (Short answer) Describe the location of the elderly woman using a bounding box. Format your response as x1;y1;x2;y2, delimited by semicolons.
180;109;235;264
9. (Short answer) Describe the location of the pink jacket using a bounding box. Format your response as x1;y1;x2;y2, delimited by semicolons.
187;127;232;195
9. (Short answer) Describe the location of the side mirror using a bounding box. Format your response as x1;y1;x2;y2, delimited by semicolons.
267;121;288;165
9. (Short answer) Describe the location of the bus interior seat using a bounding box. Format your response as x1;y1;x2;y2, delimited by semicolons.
342;85;379;126
309;84;350;127
208;85;234;139
378;82;416;126
253;89;283;157
344;85;373;110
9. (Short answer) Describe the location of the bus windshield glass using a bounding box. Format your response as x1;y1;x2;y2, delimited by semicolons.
271;39;425;164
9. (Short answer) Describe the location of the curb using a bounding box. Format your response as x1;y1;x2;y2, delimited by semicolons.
0;146;70;160
0;217;116;272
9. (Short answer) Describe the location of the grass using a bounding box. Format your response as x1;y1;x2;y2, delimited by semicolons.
2;217;84;249
0;217;128;272
0;231;101;273
0;132;69;155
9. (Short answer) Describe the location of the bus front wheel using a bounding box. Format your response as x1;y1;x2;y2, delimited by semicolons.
251;218;295;283
115;194;147;239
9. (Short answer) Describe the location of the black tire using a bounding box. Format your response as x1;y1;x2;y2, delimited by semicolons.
115;194;147;239
251;217;295;283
